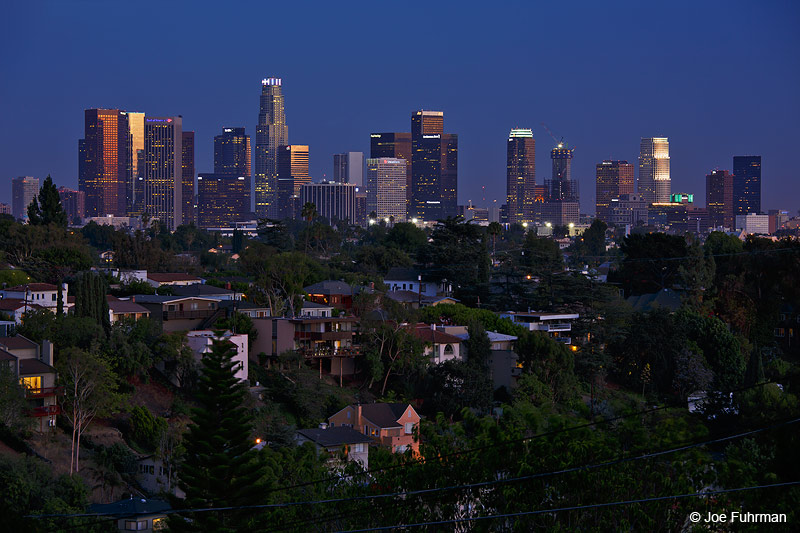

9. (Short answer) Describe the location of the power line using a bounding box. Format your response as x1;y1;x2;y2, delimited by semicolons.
334;480;800;533
30;412;798;522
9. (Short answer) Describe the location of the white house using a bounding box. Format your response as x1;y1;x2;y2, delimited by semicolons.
0;283;67;311
186;330;248;382
499;311;579;345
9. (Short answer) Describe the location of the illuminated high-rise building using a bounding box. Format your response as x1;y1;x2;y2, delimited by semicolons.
12;176;39;221
181;131;195;225
125;111;145;214
143;116;183;229
506;128;535;224
706;169;734;229
639;137;671;204
215;127;251;177
595;160;634;222
333;152;364;187
733;155;761;215
410;110;457;221
300;182;357;224
196;174;249;228
276;144;309;219
370;132;412;205
80;109;130;217
255;77;288;218
546;142;578;201
366;157;407;223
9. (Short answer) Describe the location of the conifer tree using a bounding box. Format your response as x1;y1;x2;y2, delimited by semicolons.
72;272;110;330
27;175;68;227
169;336;265;532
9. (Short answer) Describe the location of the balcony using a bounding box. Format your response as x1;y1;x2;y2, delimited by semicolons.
295;331;353;341
299;347;361;359
30;404;61;417
162;309;216;321
25;386;64;399
544;323;572;332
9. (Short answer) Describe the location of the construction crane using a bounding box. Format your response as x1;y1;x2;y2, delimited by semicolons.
540;122;574;151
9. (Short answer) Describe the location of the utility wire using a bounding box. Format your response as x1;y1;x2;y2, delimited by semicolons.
30;411;797;522
333;480;800;533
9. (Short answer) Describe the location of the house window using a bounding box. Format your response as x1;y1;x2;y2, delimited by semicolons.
775;328;785;338
51;294;56;301
20;376;42;390
152;518;166;531
405;423;413;435
443;344;454;356
346;411;351;419
124;520;148;530
353;443;365;453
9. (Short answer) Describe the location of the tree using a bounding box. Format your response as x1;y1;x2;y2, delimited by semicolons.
170;337;266;532
57;347;119;473
71;272;111;330
27;175;67;227
362;321;426;396
301;202;317;252
0;364;29;432
487;221;502;257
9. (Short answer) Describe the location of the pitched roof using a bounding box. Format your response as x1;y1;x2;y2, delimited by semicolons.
0;336;39;350
89;498;171;517
297;427;372;447
3;283;58;292
303;280;353;296
302;300;333;309
146;273;202;283
132;295;219;304
410;325;464;345
19;358;55;375
173;284;234;297
107;298;151;315
626;288;682;313
0;348;16;362
0;298;28;311
359;403;411;428
384;267;422;282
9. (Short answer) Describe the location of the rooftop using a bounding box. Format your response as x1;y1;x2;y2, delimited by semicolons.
19;358;55;375
304;280;353;296
356;403;412;429
3;283;58;292
173;284;234;297
89;498;171;517
297;427;372;447
147;273;202;283
0;336;39;350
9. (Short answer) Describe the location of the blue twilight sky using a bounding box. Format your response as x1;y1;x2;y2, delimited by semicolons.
1;0;799;215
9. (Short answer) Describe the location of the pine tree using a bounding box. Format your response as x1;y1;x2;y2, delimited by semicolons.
169;337;265;532
27;175;67;227
72;272;110;330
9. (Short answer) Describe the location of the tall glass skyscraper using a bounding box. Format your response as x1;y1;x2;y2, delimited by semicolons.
733;155;761;215
410;110;457;221
506;128;535;224
80;109;131;217
143;116;183;229
255;78;288;218
638;137;671;204
181;131;195;225
546;142;578;202
595;160;634;222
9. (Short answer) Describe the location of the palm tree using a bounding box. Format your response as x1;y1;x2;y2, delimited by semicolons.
301;202;317;252
487;221;502;258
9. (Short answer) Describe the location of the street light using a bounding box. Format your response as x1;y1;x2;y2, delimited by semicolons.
411;218;418;224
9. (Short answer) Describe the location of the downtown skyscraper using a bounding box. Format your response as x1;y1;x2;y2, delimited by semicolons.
12;176;39;221
706;169;734;229
370;132;412;206
733;155;761;215
639;137;671;204
255;77;288;218
80;109;131;217
506;128;535;225
143;116;183;229
410;110;457;221
595;160;634;222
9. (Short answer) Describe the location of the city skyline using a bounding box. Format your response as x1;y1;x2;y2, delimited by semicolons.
1;1;798;214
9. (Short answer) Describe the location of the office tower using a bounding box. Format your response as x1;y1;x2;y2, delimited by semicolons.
370;132;412;205
355;191;367;226
506;128;536;225
181;131;195;225
639;137;671;204
733;155;761;215
366;157;407;223
410;110;458;221
609;194;649;227
595;160;634;222
215;127;251;178
57;187;86;224
196;174;249;228
333;152;364;186
706;169;734;229
125;111;145;214
11;176;39;221
547;142;578;201
276;144;309;219
80;109;131;217
300;182;357;224
143;116;183;229
255;77;288;218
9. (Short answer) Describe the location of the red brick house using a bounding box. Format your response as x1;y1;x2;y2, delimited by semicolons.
328;403;420;454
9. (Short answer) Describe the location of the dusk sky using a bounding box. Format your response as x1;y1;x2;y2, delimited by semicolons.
2;0;798;214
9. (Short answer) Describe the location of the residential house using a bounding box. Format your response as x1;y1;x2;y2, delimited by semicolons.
118;269;149;284
0;298;45;325
136;456;184;498
499;311;579;344
447;327;520;390
385;291;459;310
304;280;354;310
131;295;221;333
186;330;248;382
88;498;170;532
409;323;463;364
107;296;151;324
0;283;69;313
146;273;203;288
328;403;420;454
775;304;798;359
295;426;372;469
301;301;334;318
626;289;682;313
383;267;450;298
172;283;242;301
0;336;60;430
217;299;271;319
